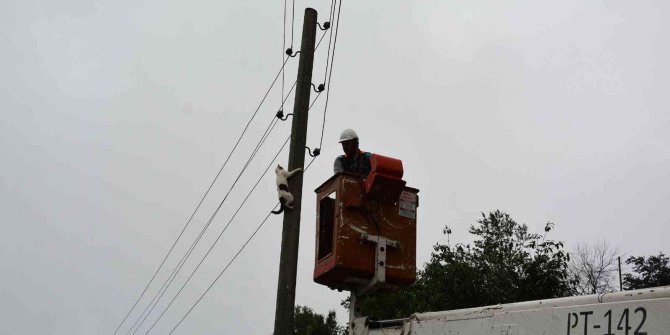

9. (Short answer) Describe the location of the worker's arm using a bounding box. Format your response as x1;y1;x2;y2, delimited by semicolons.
333;156;345;174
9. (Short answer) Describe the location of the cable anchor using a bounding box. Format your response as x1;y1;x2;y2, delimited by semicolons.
317;21;331;31
285;48;300;58
276;109;293;121
311;83;325;93
306;146;321;157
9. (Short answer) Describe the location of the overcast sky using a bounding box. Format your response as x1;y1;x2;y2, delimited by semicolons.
1;0;669;334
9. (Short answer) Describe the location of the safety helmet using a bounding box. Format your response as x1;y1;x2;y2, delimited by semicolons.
339;129;359;143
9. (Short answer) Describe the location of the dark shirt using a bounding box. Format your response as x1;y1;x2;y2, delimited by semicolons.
333;151;372;176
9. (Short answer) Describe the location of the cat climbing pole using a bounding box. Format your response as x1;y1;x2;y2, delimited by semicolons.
273;8;317;335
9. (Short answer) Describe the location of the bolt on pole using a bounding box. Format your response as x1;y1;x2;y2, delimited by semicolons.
273;7;317;335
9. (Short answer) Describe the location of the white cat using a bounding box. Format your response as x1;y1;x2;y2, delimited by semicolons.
271;165;302;215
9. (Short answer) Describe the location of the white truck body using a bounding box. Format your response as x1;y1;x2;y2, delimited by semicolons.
353;286;670;335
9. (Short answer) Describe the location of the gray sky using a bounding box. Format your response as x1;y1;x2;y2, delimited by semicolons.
1;0;668;334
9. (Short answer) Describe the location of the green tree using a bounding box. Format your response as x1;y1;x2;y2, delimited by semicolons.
623;252;670;290
293;305;345;335
347;210;573;319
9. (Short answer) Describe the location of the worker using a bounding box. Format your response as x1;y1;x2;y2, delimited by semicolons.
333;129;372;176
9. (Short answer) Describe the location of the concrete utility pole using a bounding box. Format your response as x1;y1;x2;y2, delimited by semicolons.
273;8;317;335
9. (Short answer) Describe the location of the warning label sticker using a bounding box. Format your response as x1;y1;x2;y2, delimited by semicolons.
399;191;417;219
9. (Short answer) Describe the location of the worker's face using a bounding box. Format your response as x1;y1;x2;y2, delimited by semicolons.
341;139;358;156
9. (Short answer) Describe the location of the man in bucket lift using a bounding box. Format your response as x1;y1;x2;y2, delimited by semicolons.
333;129;372;177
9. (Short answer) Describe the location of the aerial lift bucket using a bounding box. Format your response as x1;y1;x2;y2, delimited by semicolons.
313;154;419;293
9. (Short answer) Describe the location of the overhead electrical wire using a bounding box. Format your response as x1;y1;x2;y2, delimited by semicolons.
281;0;326;114
148;92;323;335
167;208;275;335
315;27;328;50
329;0;336;28
145;135;290;335
323;0;336;85
127;120;279;335
120;27;330;334
111;55;293;335
125;86;299;335
290;0;296;49
167;155;320;335
281;0;287;115
318;0;343;149
130;126;277;334
165;158;321;335
115;0;333;328
140;4;337;331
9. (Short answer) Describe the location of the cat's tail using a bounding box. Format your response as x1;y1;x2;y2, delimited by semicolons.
272;198;287;215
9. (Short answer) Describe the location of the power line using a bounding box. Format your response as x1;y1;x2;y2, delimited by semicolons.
117;16;330;335
169;206;276;334
323;0;336;84
145;135;291;334
126;120;279;335
112;55;293;335
290;0;296;48
329;0;336;28
281;0;287;114
126;86;298;335
315;27;328;50
319;0;343;149
147;92;323;334
166;154;320;335
130;125;277;334
121;29;330;333
124;79;298;335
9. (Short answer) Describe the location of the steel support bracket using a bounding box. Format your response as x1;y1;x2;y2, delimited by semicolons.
358;233;401;295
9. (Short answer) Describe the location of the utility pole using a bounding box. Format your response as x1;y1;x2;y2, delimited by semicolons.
617;256;623;291
273;8;317;335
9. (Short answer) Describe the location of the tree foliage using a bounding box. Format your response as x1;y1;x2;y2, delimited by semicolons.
347;210;573;319
293;305;345;335
623;252;670;290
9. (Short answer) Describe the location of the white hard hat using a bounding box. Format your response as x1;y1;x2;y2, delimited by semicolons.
339;129;359;143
